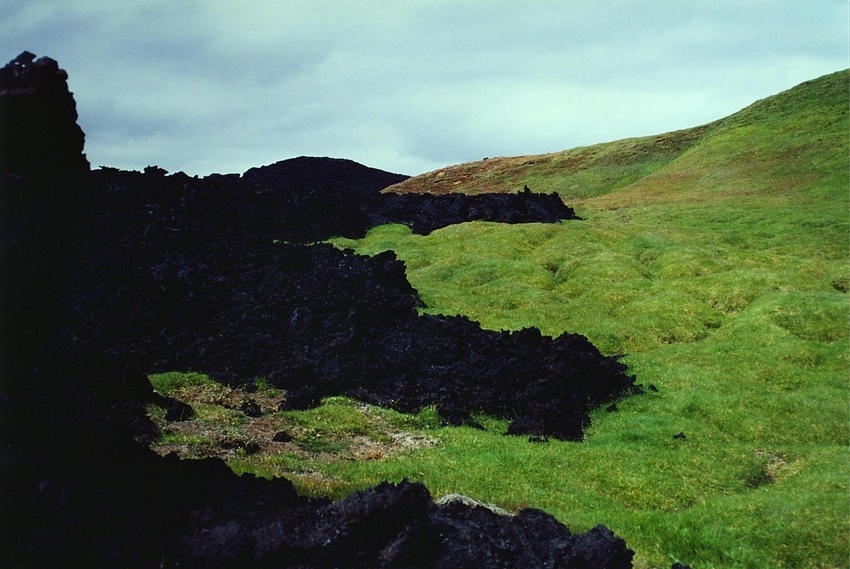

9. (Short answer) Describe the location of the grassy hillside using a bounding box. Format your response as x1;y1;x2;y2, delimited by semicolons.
154;70;849;568
385;123;714;199
387;69;848;209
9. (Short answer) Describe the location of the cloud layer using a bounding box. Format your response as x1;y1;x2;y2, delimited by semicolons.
3;1;848;176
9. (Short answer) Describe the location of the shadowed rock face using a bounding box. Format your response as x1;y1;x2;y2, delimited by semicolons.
1;52;638;568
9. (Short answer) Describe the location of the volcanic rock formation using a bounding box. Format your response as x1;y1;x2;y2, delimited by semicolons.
239;155;577;241
0;50;89;179
1;51;639;568
65;164;635;440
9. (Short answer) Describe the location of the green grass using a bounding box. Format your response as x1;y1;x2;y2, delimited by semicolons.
148;370;214;395
323;70;850;568
162;70;849;568
322;202;849;568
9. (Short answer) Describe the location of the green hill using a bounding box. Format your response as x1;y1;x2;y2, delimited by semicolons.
385;122;713;200
387;69;848;209
196;70;850;568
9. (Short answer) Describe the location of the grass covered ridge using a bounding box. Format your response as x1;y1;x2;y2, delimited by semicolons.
151;70;849;568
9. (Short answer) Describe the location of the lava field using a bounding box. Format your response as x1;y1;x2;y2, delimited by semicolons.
0;51;660;568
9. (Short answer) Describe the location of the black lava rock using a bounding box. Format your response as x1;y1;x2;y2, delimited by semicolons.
240;400;262;418
0;50;89;180
272;431;292;443
1;52;640;568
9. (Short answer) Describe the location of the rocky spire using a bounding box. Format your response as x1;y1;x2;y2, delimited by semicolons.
0;50;90;179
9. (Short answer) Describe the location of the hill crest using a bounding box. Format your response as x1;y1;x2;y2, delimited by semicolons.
385;69;849;207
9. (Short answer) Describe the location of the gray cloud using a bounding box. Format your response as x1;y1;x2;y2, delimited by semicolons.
2;1;847;176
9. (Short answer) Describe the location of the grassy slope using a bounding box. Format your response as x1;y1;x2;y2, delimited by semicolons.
385;123;714;199
157;70;849;568
328;70;850;568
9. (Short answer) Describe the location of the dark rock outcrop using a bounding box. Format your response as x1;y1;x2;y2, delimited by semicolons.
0;50;89;179
62;167;636;440
374;190;575;234
177;479;634;569
241;156;577;241
241;157;405;242
1;52;640;568
0;50;92;381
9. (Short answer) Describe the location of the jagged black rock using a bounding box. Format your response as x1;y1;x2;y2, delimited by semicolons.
62;165;636;440
1;51;641;568
242;155;577;240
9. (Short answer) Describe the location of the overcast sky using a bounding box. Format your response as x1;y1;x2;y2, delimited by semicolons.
3;1;848;177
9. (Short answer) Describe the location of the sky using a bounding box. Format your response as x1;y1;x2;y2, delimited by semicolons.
2;1;848;177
